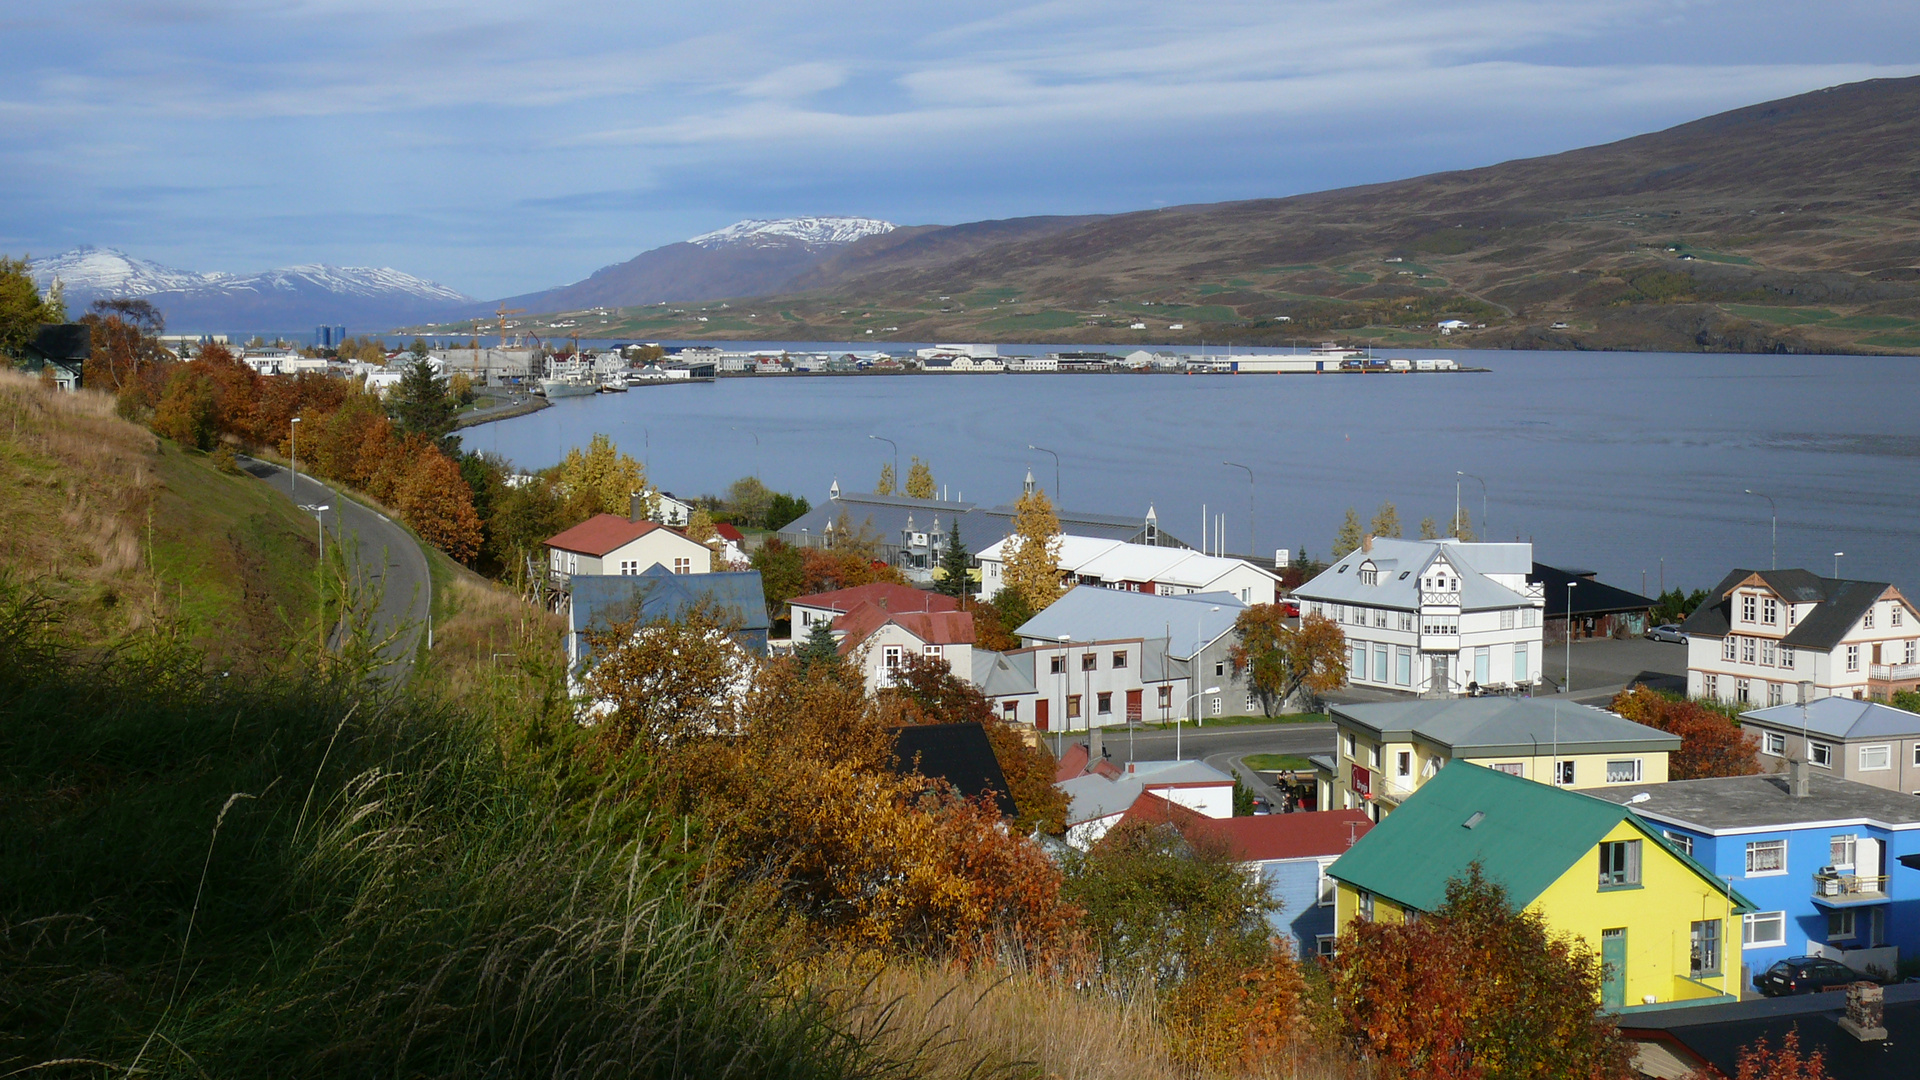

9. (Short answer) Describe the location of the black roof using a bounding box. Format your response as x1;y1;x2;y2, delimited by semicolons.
889;723;1016;817
26;324;90;362
1619;981;1920;1079
1680;568;1892;651
1530;563;1655;618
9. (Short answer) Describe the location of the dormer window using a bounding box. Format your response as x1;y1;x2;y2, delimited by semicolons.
1762;598;1778;625
1742;594;1756;622
1359;562;1378;586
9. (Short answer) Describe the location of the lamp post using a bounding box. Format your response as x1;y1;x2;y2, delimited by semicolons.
1564;580;1577;693
1028;444;1060;501
298;503;330;562
1833;551;1845;578
868;434;898;488
1457;471;1488;539
1179;686;1223;761
1224;461;1254;559
1054;634;1072;756
1197;605;1220;725
289;416;302;494
1744;489;1777;570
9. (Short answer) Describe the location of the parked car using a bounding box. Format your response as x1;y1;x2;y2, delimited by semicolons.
1753;956;1863;997
1646;624;1687;644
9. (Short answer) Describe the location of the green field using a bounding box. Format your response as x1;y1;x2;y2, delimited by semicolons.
1860;332;1920;349
1725;305;1840;325
1244;754;1315;772
982;310;1084;331
1828;314;1919;331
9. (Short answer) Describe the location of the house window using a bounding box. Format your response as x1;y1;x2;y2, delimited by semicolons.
1556;760;1576;786
1368;744;1380;768
1861;745;1891;771
1211;696;1222;716
1663;829;1693;856
1847;645;1860;672
1763;598;1778;625
673;557;691;575
1318;860;1337;907
1744;911;1786;948
1780;646;1796;668
1474;647;1489;687
1397;751;1412;778
1767;682;1783;706
1373;608;1388;628
1357;891;1375;922
922;644;943;658
1316;935;1337;958
1606;759;1641;783
1864;609;1875;630
1215;660;1226;677
1742;594;1757;622
1492;762;1524;777
1096;692;1112;715
1050;656;1064;675
1736;679;1750;704
1344;733;1356;758
1690;920;1721;977
883;646;902;671
1703;673;1718;697
566;552;579;575
1513;642;1529;683
1111;650;1128;669
1399;611;1414;632
1723;637;1738;661
1829;909;1856;942
619;559;638;575
1896;607;1906;628
1396;646;1412;686
1741;637;1756;664
1909;641;1918;665
1082;653;1097;672
1745;839;1787;876
1523;607;1538;628
1066;695;1082;719
1599;840;1641;888
1831;834;1856;869
1810;740;1832;767
1158;685;1172;708
1914;742;1920;767
1500;609;1515;630
1360;567;1377;585
1375;643;1390;683
1002;700;1018;721
1764;731;1786;756
1761;639;1775;666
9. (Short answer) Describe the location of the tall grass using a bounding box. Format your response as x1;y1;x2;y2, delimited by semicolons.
0;577;908;1079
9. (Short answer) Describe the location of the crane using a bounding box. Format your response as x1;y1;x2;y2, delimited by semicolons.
485;303;527;381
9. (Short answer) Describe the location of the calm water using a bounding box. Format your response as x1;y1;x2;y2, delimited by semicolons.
471;349;1920;597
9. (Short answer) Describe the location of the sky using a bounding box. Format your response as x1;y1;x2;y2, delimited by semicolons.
4;0;1918;299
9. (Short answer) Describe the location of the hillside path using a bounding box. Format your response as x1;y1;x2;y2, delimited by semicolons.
240;457;431;680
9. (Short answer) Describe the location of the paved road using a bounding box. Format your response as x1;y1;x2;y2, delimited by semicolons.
242;457;431;679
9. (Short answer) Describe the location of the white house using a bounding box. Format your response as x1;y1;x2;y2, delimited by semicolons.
787;582;959;639
1293;536;1545;697
834;601;975;692
976;532;1281;606
1013;586;1249;728
1681;569;1920;706
646;490;696;527
1058;757;1238;849
543;514;713;584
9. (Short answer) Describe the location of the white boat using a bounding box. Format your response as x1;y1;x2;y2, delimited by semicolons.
598;372;628;392
538;375;599;398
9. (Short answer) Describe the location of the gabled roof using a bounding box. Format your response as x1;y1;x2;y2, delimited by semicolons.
568;567;770;662
25;324;90;362
1331;698;1680;756
546;514;690;557
1740;697;1920;741
977;535;1278;588
1680;568;1901;651
1328;761;1750;914
1015;584;1245;659
714;522;746;543
789;582;958;615
1295;537;1536;612
972;649;1037;699
775;489;1187;554
1530;563;1655;617
1119;792;1376;861
834;601;974;653
890;723;1016;817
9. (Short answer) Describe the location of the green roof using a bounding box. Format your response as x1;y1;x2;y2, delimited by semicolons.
1328;762;1752;914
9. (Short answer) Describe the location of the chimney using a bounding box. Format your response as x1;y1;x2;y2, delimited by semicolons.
1090;723;1104;763
629;491;644;523
1362;533;1373;553
1840;981;1887;1042
1789;756;1810;798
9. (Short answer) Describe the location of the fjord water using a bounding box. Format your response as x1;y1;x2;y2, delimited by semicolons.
476;350;1920;596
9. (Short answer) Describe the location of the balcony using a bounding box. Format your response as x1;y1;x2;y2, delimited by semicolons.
1869;662;1920;682
1812;872;1889;906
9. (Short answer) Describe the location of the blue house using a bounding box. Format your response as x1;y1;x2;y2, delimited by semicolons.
1590;767;1920;986
566;566;770;674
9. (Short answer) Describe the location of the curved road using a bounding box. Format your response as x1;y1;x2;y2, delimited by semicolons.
241;457;431;680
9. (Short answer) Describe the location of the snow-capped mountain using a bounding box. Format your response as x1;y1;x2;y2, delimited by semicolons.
502;215;904;311
28;247;475;332
688;217;895;250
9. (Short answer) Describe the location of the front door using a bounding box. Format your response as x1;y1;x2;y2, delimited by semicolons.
1036;699;1049;732
1125;689;1143;724
1429;655;1450;694
1873;643;1883;665
1601;928;1627;1008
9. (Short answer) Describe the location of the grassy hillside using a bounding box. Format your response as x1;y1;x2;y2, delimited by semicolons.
0;372;323;658
466;76;1920;354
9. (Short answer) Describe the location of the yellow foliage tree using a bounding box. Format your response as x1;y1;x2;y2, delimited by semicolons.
905;456;935;499
558;433;652;518
875;461;896;495
1004;487;1064;614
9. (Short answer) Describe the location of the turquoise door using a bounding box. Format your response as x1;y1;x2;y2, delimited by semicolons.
1601;928;1627;1008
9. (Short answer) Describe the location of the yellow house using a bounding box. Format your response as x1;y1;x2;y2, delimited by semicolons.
1317;698;1678;820
1328;761;1753;1010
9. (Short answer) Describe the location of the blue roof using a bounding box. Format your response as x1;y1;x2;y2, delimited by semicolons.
1742;697;1920;740
568;567;770;665
1014;585;1245;659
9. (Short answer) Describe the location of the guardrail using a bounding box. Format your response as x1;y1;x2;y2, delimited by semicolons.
1813;873;1888;898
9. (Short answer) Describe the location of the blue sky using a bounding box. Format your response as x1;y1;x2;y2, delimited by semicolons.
4;0;1916;299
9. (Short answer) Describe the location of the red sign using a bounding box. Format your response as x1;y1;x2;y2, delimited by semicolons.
1351;765;1372;798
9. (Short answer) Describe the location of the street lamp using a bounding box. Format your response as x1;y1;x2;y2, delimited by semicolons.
1833;552;1845;578
299;503;330;561
1457;471;1488;538
868;434;898;488
1224;461;1254;559
1179;686;1223;761
1565;580;1577;693
289;416;302;494
1028;444;1060;502
1197;605;1221;726
1744;490;1777;570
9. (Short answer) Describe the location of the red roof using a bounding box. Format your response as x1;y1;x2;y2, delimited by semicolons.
834;600;975;653
1116;793;1373;861
545;514;670;556
790;582;958;616
1056;742;1090;782
714;522;746;542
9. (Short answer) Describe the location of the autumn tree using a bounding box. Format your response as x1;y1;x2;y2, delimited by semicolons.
685;506;719;550
80;298;169;414
1419;516;1441;540
724;475;772;527
1689;1030;1830;1080
1333;507;1363;558
886;651;1069;835
905;455;935;498
750;536;806;621
1449;506;1476;541
1004;486;1064;614
0;255;66;359
557;433;651;519
1612;686;1760;779
875;460;897;495
581;599;756;753
935;513;972;598
395;444;484;563
1370;501;1402;539
151;364;220;450
1332;864;1634;1080
1231;608;1349;714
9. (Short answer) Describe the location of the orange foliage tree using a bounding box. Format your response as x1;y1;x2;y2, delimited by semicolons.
1612;686;1761;779
885;651;1069;835
1688;1030;1831;1080
151;364;220;450
395;443;483;563
799;547;904;594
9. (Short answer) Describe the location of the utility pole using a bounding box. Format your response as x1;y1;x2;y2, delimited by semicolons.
1028;444;1060;502
1744;490;1777;570
1224;461;1254;558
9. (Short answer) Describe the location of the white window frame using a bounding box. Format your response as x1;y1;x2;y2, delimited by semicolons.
922;644;943;658
1210;696;1222;716
1723;637;1738;661
1864;609;1875;630
1780;646;1796;668
1555;760;1576;786
1743;911;1786;949
1397;751;1412;778
882;645;902;671
1357;891;1375;922
1492;762;1524;777
1605;759;1642;783
1662;829;1693;856
1742;594;1757;622
1810;740;1832;768
1831;834;1856;870
1316;934;1337;958
1829;909;1857;942
1745;839;1788;877
1860;744;1892;771
1847;645;1860;672
1317;859;1337;907
1763;598;1778;625
1764;731;1786;756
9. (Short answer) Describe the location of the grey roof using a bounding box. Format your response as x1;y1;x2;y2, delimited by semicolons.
1680;568;1896;651
777;490;1185;555
1015;585;1245;659
569;567;770;664
1740;697;1920;740
1586;771;1920;831
1331;698;1681;756
1061;760;1236;825
1615;977;1920;1079
972;649;1038;697
1294;538;1535;612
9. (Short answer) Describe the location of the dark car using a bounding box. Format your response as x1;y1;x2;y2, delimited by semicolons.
1646;624;1687;644
1753;956;1862;997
